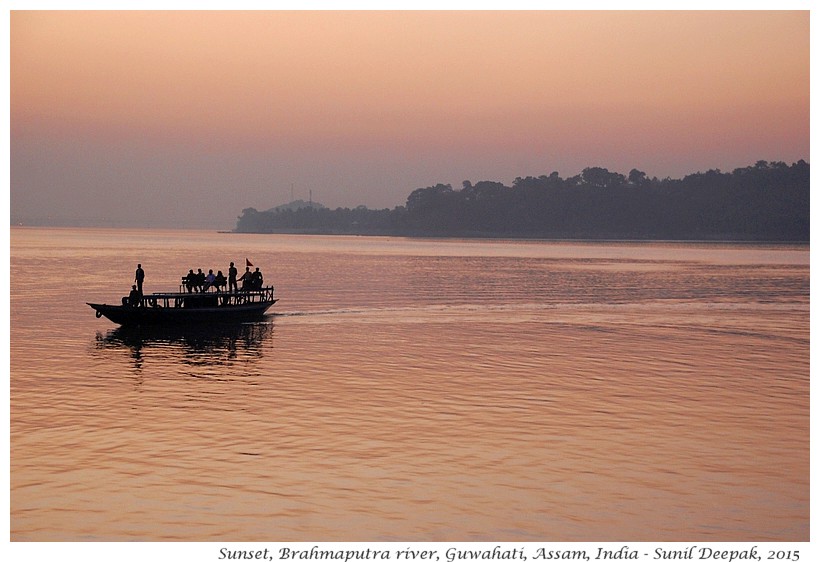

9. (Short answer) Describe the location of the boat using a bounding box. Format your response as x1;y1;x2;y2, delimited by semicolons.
88;286;278;326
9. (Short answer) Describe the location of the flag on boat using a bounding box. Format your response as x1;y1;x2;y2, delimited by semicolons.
246;258;253;267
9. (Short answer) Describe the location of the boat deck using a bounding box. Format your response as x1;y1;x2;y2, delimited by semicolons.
130;286;275;309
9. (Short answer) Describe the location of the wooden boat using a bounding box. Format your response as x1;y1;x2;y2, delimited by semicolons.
88;286;278;326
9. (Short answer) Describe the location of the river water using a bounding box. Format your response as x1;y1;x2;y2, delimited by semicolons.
9;227;809;541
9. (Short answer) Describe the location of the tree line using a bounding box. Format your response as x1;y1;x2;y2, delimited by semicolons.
235;160;809;241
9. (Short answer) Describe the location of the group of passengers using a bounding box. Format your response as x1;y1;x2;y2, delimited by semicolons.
183;263;264;293
122;262;266;307
183;268;226;293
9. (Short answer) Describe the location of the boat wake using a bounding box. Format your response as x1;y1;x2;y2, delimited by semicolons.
270;308;370;318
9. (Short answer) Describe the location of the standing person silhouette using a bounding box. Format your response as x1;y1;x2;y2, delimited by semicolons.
251;267;263;290
239;267;253;291
135;264;145;295
228;262;238;292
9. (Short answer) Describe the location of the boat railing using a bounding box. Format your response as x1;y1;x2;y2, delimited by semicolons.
134;286;275;309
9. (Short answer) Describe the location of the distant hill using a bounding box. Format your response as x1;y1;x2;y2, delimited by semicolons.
235;160;809;241
265;200;326;213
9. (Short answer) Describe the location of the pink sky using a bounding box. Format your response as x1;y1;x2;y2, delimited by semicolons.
10;10;809;229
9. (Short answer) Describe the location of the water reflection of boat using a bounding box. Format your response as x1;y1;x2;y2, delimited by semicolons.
95;321;274;363
88;287;277;326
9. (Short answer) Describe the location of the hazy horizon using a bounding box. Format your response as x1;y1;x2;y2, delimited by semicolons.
10;11;809;230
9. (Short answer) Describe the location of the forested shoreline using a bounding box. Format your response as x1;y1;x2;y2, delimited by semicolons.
235;160;809;241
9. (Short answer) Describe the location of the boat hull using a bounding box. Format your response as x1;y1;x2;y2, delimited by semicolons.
88;299;277;326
